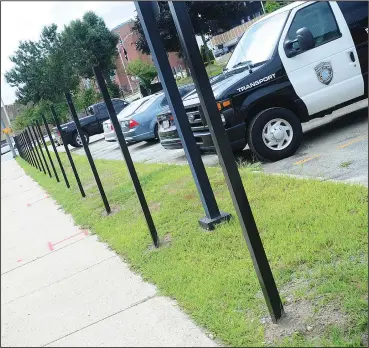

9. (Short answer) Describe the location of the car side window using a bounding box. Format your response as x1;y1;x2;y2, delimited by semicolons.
179;87;190;97
287;2;341;50
337;1;368;28
96;104;107;117
112;100;126;112
160;97;168;108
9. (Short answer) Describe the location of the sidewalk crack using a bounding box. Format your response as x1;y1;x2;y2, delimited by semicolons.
41;294;157;347
2;255;118;306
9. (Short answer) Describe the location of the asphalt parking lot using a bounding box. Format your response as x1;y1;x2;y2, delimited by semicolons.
55;99;368;186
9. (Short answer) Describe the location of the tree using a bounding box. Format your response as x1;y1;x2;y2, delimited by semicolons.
61;11;120;94
126;60;157;92
12;99;70;131
74;86;101;115
200;44;214;64
264;1;283;14
5;11;120;128
5;24;79;106
132;1;244;59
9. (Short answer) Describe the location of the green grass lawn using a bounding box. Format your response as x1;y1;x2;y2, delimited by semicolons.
177;63;225;86
17;153;367;347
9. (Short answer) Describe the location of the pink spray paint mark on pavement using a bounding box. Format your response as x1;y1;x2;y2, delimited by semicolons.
47;229;89;252
17;259;23;263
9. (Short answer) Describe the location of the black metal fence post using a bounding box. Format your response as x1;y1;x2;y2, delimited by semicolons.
27;126;46;174
20;132;31;165
14;135;22;159
50;106;85;197
167;1;284;322
25;129;41;171
35;120;59;182
65;92;110;213
22;132;32;165
31;124;52;177
22;132;32;166
134;2;231;231
41;114;70;188
93;65;159;247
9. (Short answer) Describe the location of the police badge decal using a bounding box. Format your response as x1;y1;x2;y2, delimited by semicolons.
314;61;333;85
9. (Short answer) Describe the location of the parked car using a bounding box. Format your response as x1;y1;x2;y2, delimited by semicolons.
103;96;153;141
53;99;129;147
213;47;229;58
158;1;368;161
1;140;15;155
103;84;195;143
1;142;10;155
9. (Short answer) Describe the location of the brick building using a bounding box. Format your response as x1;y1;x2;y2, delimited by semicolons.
111;19;185;94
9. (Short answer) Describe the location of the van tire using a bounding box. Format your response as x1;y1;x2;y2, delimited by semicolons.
246;107;302;162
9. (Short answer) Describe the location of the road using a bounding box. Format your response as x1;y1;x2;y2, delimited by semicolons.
52;99;368;186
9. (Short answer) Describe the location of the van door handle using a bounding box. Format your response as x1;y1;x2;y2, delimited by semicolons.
349;51;355;62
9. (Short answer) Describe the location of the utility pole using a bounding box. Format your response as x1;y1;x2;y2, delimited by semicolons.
1;116;16;158
117;32;134;93
1;97;17;158
1;97;12;126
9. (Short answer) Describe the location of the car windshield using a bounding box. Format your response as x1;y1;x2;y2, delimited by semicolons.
117;98;149;118
226;11;288;70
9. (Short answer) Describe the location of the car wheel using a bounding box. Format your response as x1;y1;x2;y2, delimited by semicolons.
246;107;302;162
72;130;89;148
145;124;159;143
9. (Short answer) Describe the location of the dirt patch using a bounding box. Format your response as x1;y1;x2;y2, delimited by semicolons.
361;332;368;347
262;299;348;345
149;202;161;212
184;193;195;200
147;233;172;252
101;204;121;217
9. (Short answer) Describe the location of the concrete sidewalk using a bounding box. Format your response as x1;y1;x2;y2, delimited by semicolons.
1;159;216;347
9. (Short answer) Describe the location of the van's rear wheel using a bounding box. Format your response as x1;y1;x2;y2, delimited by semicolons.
247;107;302;162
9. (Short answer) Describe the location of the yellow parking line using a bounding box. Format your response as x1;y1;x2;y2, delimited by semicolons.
337;135;367;149
294;155;321;165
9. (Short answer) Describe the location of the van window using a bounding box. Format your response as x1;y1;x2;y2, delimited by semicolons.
226;11;289;70
287;2;341;49
337;1;368;28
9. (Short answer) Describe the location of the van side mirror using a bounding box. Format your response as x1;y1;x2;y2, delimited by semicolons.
284;27;315;58
296;27;314;51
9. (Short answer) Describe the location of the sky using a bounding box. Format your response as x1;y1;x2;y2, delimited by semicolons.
1;1;137;105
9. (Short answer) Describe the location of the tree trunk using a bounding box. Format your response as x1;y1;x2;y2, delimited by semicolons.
201;33;211;66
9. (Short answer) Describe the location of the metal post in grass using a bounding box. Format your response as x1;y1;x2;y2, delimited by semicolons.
20;132;31;165
23;131;35;168
41;114;70;189
27;126;45;173
25;129;41;171
50;106;85;196
15;135;22;159
22;131;33;166
93;65;159;247
31;124;52;178
27;126;46;174
14;135;22;159
134;2;231;231
169;1;284;322
65;92;110;213
35;120;59;182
